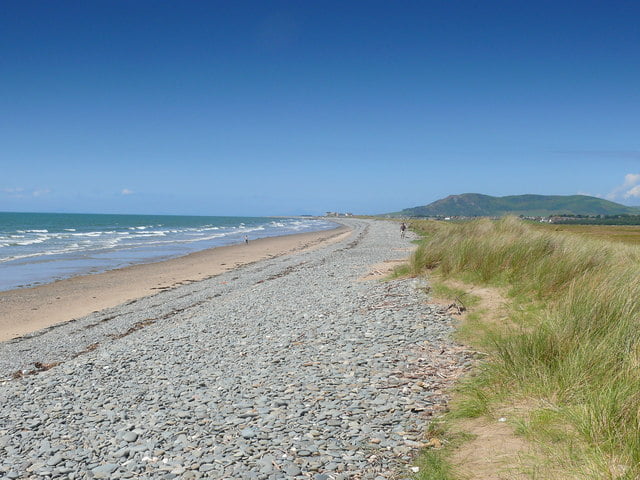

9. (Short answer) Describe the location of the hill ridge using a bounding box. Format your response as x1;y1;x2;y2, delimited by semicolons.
395;193;640;217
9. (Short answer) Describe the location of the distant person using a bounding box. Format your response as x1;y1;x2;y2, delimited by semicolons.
244;235;249;244
400;222;407;238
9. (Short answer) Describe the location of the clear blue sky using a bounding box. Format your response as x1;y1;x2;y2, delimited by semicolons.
2;1;639;216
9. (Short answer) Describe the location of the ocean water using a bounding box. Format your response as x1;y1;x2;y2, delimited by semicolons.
0;212;337;292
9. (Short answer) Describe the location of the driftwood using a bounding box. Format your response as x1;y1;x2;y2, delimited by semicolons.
444;296;467;315
12;361;60;379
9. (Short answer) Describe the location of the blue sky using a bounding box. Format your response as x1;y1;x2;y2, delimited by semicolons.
1;1;639;216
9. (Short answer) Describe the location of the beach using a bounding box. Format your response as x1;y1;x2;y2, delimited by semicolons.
0;218;469;479
0;225;349;342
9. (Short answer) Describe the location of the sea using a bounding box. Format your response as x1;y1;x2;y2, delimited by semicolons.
0;212;337;292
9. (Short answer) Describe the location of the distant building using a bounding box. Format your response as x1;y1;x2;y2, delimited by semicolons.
325;212;353;217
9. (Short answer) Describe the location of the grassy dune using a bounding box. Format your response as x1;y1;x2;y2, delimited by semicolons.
406;218;640;479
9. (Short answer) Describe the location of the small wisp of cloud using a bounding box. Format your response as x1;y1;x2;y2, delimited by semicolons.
32;188;51;197
624;185;640;199
1;187;25;197
121;188;134;195
607;173;640;201
2;187;51;198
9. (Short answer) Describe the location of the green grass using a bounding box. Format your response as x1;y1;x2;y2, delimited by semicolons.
414;450;457;480
390;263;413;278
412;421;472;480
406;216;640;478
447;380;492;419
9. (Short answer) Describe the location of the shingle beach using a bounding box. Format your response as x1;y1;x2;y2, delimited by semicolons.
0;219;471;479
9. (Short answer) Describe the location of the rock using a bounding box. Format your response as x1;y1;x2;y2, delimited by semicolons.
284;464;302;476
112;447;130;458
404;439;425;448
91;463;119;478
47;452;64;466
240;428;257;439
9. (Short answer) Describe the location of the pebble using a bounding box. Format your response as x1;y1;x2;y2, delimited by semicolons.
123;431;138;443
46;452;63;466
0;219;472;478
91;463;119;478
284;465;302;476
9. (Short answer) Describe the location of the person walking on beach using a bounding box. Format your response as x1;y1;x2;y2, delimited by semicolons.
244;235;249;244
400;222;407;238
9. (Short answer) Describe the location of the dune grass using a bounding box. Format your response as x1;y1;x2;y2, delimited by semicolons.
407;217;640;479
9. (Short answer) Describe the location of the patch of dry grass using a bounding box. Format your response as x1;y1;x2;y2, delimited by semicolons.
531;222;640;245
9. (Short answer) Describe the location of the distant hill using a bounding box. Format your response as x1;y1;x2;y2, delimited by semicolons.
394;194;640;217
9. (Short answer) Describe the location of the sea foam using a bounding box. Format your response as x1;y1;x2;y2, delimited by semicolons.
0;213;336;291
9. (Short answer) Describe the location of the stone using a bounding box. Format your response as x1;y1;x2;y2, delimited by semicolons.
284;464;302;476
47;452;64;466
91;463;119;478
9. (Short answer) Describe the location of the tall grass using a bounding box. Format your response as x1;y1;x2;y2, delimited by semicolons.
409;217;640;475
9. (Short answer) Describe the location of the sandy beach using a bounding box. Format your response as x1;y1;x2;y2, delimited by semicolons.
0;225;349;342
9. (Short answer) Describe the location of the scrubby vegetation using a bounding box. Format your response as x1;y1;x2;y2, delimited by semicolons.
549;214;640;225
407;217;640;479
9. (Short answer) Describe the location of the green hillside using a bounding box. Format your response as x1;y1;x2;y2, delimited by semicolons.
396;193;640;217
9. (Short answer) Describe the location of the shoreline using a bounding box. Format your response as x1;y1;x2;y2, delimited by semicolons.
0;215;338;292
0;224;350;342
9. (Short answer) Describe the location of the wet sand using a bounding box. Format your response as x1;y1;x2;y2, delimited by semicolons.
0;225;350;342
